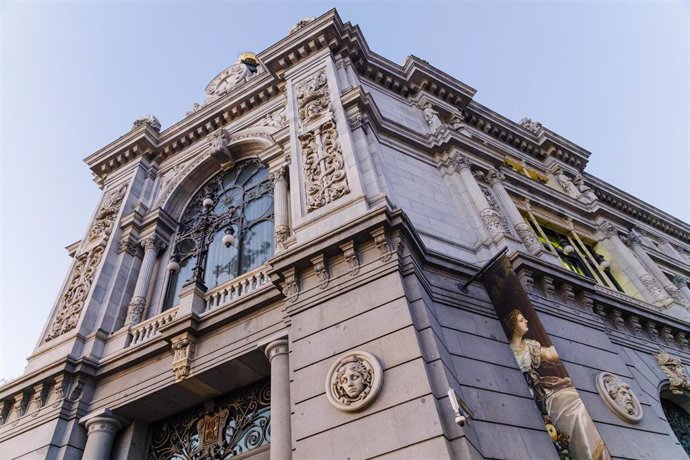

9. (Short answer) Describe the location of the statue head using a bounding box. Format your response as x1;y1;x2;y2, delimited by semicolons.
604;375;636;415
334;356;373;401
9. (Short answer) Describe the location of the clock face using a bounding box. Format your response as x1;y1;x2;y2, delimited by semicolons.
205;63;251;102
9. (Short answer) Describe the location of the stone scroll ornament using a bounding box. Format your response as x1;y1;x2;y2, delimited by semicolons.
45;184;127;341
595;372;643;423
481;254;611;460
326;351;383;412
654;350;690;395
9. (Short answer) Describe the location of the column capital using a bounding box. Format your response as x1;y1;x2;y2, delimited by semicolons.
140;235;167;253
625;229;645;247
80;408;127;433
449;154;472;173
485;167;506;186
269;166;288;185
673;275;689;289
264;339;289;362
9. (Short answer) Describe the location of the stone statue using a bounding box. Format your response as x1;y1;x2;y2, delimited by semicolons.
423;104;443;134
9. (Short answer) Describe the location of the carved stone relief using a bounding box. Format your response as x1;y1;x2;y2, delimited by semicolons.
339;240;360;276
300;120;350;211
480;185;511;235
654;350;690;395
171;334;197;382
325;351;383;412
156;151;212;208
132;115;161;132
422;104;443;135
311;254;329;289
595;372;643;423
640;274;668;302
519;117;543;134
281;268;299;303
295;70;330;126
86;184;127;243
45;245;104;341
515;222;543;254
257;106;287;130
480;208;506;239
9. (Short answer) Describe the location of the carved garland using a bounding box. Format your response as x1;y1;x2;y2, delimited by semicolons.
294;70;350;212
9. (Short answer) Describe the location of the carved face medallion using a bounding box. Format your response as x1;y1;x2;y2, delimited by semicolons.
595;372;643;423
326;351;383;412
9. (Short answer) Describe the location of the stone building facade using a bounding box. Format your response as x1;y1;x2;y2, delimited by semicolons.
2;9;690;459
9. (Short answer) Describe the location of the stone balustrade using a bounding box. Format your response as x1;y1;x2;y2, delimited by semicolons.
204;266;271;311
127;307;179;347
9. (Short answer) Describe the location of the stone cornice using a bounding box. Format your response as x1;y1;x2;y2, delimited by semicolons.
587;174;690;243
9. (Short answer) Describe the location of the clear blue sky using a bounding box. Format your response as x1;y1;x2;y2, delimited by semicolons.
1;1;688;379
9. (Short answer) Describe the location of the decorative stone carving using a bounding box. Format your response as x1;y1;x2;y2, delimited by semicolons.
645;320;659;340
422;104;443;134
598;221;619;240
449;111;465;130
0;400;10;425
595;372;643;423
281;268;299;303
257;106;287;129
640;274;668;302
676;331;689;351
118;237;139;256
449;153;472;173
371;227;394;262
141;236;167;253
625;229;645;247
68;377;84;402
31;383;47;417
627;315;643;335
661;326;675;346
207;128;234;167
325;351;383;412
157;152;213;209
554;168;580;198
673;275;689;290
311;254;329;290
45;245;104;341
540;275;556;298
559;282;576;303
348;114;369;132
573;174;597;203
295;70;330;125
518;117;543;134
52;375;67;408
516;267;535;293
484;167;505;186
86;184;127;243
171;334;197;382
125;297;146;326
480;208;505;239
289;16;315;34
132;115;161;132
576;290;595;313
300;119;350;211
611;309;625;330
480;186;510;234
654;350;690;395
515;222;542;254
339;240;360;276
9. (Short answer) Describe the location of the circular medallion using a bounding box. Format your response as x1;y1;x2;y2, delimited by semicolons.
325;351;383;412
595;372;643;423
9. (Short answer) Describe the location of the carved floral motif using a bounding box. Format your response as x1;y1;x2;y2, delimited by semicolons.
325;351;383;412
257;106;287;129
295;70;330;125
515;222;543;254
480;208;506;239
300;120;350;211
171;334;197;382
45;246;104;341
654;350;690;395
595;372;643;423
86;185;127;243
640;274;668;302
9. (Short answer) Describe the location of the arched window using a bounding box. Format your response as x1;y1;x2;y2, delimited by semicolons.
661;393;690;455
163;159;273;309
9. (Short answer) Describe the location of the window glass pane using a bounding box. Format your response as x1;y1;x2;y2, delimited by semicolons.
240;221;273;274
164;256;196;310
244;167;267;189
237;162;259;186
204;228;239;289
244;194;272;222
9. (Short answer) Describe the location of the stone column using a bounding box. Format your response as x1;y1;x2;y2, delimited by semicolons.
265;339;291;460
270;167;290;251
626;230;685;305
82;412;124;459
596;223;671;306
485;167;542;254
451;156;506;242
125;236;167;325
